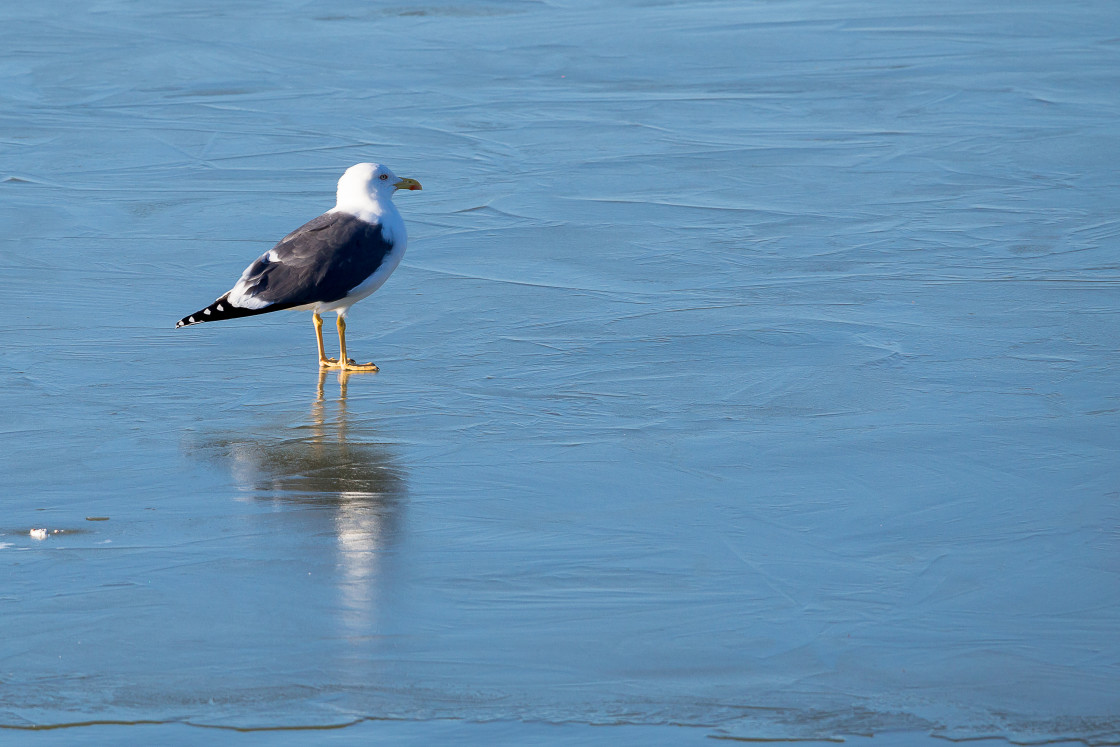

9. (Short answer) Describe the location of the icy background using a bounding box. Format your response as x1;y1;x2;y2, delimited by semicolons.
2;0;1119;743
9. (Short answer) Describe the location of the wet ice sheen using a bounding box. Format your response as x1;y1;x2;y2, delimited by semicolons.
2;0;1119;743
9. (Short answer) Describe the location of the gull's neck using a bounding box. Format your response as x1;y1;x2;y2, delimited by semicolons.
331;184;397;225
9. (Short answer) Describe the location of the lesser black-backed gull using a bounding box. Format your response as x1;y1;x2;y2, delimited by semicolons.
176;163;422;372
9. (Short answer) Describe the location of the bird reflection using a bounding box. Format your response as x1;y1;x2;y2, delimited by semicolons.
194;368;406;632
224;370;405;505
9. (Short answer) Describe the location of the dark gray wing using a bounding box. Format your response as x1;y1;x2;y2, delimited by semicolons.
228;212;394;311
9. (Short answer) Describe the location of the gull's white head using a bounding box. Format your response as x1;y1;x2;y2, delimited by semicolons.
336;162;422;206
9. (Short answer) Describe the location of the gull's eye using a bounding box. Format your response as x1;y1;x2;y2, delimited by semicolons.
379;174;389;180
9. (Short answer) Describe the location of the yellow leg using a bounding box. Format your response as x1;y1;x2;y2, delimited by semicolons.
336;315;378;372
314;312;340;367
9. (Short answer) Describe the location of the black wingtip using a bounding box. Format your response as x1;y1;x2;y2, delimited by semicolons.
176;312;202;328
176;293;276;329
176;300;219;329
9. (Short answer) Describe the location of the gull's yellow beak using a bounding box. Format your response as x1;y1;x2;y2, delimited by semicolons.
395;177;422;191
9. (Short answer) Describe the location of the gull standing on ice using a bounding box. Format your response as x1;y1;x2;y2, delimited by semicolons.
176;163;422;372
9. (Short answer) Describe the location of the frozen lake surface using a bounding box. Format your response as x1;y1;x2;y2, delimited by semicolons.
2;0;1119;743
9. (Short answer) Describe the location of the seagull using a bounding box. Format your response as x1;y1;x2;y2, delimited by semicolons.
176;163;421;372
